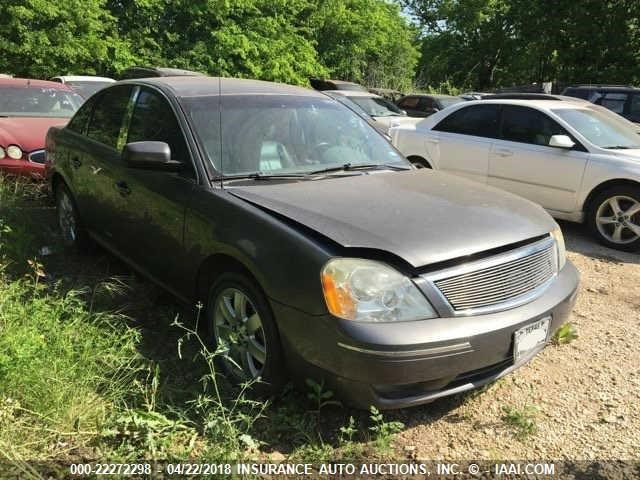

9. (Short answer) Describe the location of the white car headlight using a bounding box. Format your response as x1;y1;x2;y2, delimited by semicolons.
0;146;5;159
550;226;566;270
6;145;23;160
321;258;438;322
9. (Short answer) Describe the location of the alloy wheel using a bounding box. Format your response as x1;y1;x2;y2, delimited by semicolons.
213;287;267;379
57;189;77;245
595;195;640;245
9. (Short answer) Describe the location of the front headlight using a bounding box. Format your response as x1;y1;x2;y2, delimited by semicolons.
0;146;5;159
550;226;566;270
6;145;23;160
321;258;438;322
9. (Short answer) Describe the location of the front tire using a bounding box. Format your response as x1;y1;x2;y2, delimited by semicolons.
206;272;287;394
587;185;640;251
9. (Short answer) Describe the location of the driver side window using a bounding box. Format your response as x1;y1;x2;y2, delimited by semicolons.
126;88;191;169
501;106;569;146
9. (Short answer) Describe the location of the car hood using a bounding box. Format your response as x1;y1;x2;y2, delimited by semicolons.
0;117;69;152
228;170;557;268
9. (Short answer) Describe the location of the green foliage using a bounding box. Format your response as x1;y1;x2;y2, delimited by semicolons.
310;0;421;90
368;406;404;450
0;0;418;88
0;0;132;78
405;0;640;90
501;404;539;440
553;322;578;345
305;378;342;412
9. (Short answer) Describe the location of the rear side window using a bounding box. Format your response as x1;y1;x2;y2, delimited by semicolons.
86;86;133;149
398;97;419;108
500;106;569;146
66;96;96;134
563;88;591;100
126;88;189;163
434;104;500;138
629;95;640;120
596;92;628;114
418;97;435;109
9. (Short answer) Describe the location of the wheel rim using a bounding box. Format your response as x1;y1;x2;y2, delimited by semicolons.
595;195;640;244
213;288;267;380
57;190;77;245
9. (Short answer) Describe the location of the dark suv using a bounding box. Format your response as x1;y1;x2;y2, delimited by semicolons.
562;85;640;123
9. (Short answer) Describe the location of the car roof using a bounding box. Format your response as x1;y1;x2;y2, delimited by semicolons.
52;75;115;82
565;84;639;91
464;98;592;110
0;77;75;90
322;89;378;98
401;93;457;99
128;76;326;98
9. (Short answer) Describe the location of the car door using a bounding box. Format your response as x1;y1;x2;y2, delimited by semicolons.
112;86;197;291
80;85;135;238
488;105;589;212
429;104;501;184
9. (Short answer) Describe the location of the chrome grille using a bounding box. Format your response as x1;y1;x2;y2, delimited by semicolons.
28;149;46;164
432;238;556;313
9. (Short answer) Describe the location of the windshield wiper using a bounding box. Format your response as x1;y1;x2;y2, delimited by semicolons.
309;163;411;175
221;172;308;181
603;145;639;149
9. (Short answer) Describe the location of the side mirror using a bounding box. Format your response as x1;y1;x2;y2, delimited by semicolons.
400;109;407;115
548;134;575;149
122;141;182;170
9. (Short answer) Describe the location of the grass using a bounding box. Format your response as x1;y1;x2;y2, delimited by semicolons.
501;404;539;441
553;322;579;345
0;174;408;465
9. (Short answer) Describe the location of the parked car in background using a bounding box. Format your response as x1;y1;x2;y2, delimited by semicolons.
324;90;420;133
392;98;640;250
562;85;640;124
46;77;578;409
309;78;368;92
50;75;115;99
396;94;464;117
322;91;392;139
0;78;82;178
119;66;206;80
368;88;404;102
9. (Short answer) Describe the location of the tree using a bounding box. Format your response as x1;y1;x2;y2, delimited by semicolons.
310;0;420;90
0;0;132;78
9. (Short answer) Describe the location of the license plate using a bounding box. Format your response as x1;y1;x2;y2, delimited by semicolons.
514;317;550;362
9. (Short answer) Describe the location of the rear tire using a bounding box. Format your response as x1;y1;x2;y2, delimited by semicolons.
55;183;90;251
587;185;640;251
206;271;287;395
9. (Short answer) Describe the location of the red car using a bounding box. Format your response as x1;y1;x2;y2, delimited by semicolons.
0;78;83;178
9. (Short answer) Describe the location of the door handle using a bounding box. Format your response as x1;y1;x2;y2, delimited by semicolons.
115;180;131;196
495;149;513;157
426;138;440;144
71;157;82;168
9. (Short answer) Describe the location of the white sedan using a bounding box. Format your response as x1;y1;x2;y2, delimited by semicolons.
392;98;640;250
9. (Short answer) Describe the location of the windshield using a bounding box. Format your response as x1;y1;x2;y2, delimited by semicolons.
0;86;82;117
184;95;408;176
349;96;404;117
552;107;640;149
66;81;112;98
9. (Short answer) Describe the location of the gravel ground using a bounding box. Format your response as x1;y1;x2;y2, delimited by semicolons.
393;221;640;460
